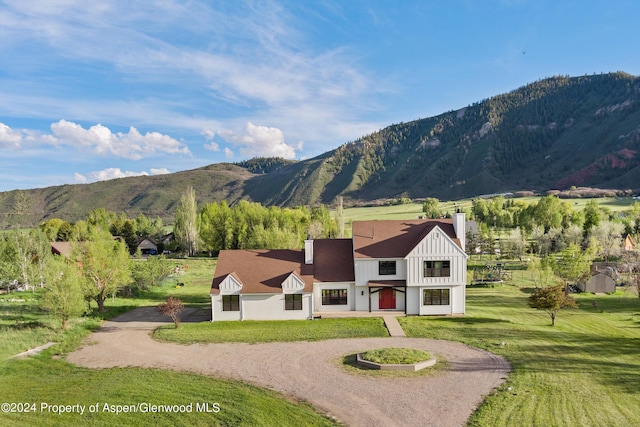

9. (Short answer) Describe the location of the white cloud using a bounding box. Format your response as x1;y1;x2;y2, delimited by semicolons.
202;128;220;151
150;168;170;175
0;122;24;148
219;122;296;159
0;2;381;158
204;142;219;151
224;147;234;159
73;166;171;184
49;120;191;159
73;172;87;184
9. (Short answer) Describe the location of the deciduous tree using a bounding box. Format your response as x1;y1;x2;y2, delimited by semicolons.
422;198;442;219
174;186;199;256
75;230;132;312
157;296;184;328
41;256;86;328
528;284;578;326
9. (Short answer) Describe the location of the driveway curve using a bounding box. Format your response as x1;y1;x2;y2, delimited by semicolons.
67;307;510;427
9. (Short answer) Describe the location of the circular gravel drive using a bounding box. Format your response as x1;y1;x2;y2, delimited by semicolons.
67;307;510;427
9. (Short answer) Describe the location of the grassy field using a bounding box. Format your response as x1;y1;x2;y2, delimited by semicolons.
0;258;339;427
3;221;640;425
340;196;637;227
401;286;640;427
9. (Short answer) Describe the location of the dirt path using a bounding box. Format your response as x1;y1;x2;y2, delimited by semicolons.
67;307;510;427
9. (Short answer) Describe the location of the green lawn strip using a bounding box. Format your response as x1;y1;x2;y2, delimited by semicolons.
359;347;431;365
154;317;389;344
0;357;337;427
399;286;640;427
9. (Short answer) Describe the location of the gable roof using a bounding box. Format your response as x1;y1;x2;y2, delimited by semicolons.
51;241;72;258
211;249;314;295
352;219;461;259
313;239;355;282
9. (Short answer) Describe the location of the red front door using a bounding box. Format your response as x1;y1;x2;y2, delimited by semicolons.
379;288;396;309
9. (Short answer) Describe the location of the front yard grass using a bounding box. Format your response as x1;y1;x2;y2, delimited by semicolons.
1;357;337;427
0;258;339;427
154;317;389;344
400;286;640;427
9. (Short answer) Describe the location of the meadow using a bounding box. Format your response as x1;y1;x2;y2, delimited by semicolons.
0;258;338;426
2;198;640;426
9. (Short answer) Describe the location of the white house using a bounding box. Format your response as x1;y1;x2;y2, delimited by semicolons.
210;213;468;320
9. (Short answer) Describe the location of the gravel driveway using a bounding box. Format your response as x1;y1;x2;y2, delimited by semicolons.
67;307;510;427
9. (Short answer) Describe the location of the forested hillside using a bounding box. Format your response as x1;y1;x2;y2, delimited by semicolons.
249;72;640;205
1;72;638;228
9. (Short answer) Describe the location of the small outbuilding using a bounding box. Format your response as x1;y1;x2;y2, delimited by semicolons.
578;272;616;294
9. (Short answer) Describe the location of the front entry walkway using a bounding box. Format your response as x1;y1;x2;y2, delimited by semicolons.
382;316;406;337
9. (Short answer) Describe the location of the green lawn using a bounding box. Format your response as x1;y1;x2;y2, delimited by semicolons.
1;258;338;427
1;357;336;427
3;253;640;426
154;317;388;344
400;286;640;427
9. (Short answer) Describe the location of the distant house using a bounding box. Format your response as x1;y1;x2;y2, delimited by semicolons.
51;241;72;258
210;214;468;320
136;237;158;255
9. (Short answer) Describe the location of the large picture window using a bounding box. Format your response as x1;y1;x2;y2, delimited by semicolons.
424;260;450;277
222;295;240;311
423;289;450;305
285;294;303;310
379;261;397;276
321;289;347;305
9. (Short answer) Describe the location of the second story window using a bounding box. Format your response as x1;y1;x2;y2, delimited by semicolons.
424;261;450;277
379;261;396;275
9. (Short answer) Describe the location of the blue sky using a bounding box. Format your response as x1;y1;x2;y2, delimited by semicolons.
1;0;638;192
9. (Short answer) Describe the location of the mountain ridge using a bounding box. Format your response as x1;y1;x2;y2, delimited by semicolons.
1;72;638;228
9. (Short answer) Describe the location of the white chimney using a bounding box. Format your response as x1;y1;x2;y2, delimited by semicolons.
304;239;314;264
452;212;466;252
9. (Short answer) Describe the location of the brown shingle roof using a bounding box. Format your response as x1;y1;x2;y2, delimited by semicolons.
313;239;355;282
352;219;460;259
211;249;314;295
51;241;72;258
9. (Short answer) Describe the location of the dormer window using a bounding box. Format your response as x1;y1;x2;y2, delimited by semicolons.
379;261;396;275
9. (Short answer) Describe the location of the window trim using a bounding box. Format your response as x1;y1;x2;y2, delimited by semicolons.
222;294;240;311
285;293;303;310
321;289;348;305
378;260;397;276
423;288;450;306
423;260;451;277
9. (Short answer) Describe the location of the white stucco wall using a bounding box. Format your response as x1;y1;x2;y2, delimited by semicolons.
211;293;312;321
313;282;355;311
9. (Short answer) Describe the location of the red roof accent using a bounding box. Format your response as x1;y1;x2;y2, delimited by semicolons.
211;249;313;295
352;219;460;259
313;239;355;282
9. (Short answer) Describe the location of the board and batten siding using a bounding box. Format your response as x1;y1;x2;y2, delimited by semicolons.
354;259;407;286
405;227;467;286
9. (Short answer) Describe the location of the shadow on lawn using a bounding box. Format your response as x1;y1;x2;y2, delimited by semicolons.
514;334;640;394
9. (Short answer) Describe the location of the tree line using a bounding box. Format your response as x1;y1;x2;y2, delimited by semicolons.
175;187;341;256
